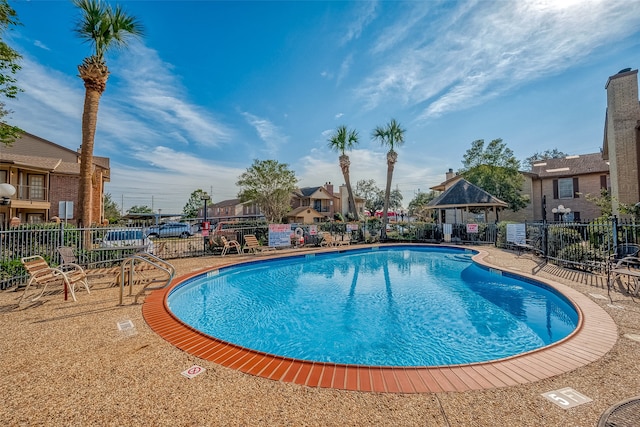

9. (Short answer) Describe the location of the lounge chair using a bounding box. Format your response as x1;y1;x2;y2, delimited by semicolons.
335;234;351;246
320;233;336;247
243;234;276;254
19;255;90;303
57;246;153;287
220;236;242;256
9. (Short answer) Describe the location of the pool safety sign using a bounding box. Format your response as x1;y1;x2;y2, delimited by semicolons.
268;223;293;247
181;365;206;379
542;387;592;409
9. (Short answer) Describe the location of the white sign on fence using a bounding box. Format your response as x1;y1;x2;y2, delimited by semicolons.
506;223;526;244
268;224;292;247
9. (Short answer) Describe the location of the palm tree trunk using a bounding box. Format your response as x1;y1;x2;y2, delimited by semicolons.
344;174;357;218
78;87;102;227
77;57;108;228
381;150;397;239
340;154;356;217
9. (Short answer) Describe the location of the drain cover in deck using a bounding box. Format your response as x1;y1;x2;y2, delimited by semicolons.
598;396;640;427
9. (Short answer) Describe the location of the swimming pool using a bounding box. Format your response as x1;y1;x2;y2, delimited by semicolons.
167;246;579;367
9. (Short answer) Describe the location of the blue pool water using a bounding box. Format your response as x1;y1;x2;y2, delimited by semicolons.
168;246;579;367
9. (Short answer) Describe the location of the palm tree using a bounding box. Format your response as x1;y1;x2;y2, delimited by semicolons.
73;0;143;226
372;119;405;239
328;125;359;219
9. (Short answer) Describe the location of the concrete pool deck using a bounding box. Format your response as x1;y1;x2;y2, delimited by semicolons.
1;245;639;426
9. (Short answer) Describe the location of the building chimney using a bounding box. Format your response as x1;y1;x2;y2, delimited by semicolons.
325;181;334;195
445;168;455;180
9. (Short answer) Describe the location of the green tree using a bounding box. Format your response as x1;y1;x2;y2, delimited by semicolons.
460;138;527;211
585;188;612;219
372;118;405;239
525;148;568;169
0;0;23;146
128;205;153;214
328;125;359;218
354;179;384;213
408;190;437;220
183;189;209;219
103;192;121;223
73;0;143;227
237;159;297;223
389;188;403;210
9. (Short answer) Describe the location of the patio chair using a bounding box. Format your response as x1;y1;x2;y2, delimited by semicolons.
611;243;640;263
220;236;241;256
335;234;351;246
58;245;115;283
320;233;337;247
608;255;640;295
19;255;90;303
243;234;276;254
57;246;155;287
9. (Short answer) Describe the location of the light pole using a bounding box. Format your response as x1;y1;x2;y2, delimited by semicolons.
552;204;571;222
0;183;16;205
201;194;211;252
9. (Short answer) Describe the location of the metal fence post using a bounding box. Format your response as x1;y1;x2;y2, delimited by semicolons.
543;219;548;259
612;216;618;251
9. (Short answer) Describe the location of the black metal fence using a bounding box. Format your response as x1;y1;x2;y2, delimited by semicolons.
496;218;640;273
2;218;638;290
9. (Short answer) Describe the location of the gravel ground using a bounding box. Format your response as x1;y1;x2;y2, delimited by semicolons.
1;246;639;426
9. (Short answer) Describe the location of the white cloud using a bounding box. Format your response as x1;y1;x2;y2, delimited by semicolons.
106;147;245;213
33;40;50;50
337;54;353;85
342;1;379;44
355;0;640;119
111;42;233;148
241;112;288;157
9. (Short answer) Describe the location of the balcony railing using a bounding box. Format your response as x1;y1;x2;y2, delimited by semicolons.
15;184;49;202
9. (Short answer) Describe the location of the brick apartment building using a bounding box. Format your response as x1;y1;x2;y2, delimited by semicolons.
0;132;110;227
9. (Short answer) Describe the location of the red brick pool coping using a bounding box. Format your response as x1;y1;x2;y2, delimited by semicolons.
142;247;617;393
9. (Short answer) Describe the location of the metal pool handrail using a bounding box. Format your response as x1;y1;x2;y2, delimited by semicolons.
119;252;175;305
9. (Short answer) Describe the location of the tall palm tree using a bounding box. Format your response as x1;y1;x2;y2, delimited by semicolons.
73;0;143;226
328;125;359;219
372;119;405;239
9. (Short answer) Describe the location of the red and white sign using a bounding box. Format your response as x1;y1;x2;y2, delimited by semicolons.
466;223;479;233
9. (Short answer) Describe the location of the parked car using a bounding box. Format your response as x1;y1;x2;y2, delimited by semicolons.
147;222;193;238
98;228;154;253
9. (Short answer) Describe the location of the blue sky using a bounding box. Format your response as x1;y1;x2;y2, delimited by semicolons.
4;0;640;214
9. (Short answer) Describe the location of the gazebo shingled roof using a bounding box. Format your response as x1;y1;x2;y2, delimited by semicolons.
426;178;508;210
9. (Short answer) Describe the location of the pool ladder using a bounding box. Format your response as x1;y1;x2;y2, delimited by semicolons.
118;252;175;305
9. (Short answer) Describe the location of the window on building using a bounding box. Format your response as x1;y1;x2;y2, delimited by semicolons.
0;170;7;183
28;174;45;200
553;177;579;199
27;213;44;223
558;178;573;199
600;175;608;190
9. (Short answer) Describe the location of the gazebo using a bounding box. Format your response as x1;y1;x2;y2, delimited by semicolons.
425;178;508;223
